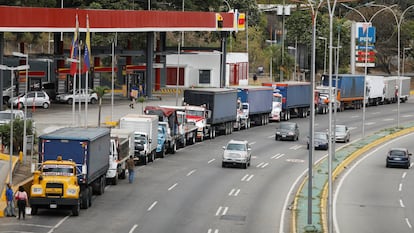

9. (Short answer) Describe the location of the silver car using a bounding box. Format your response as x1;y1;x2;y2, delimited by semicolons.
222;140;251;169
335;125;350;143
9;90;50;109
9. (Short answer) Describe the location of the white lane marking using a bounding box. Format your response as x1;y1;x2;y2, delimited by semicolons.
257;162;269;168
187;169;196;176
47;216;70;233
249;141;256;145
406;218;412;229
399;183;403;192
128;224;138;233
365;122;376;125
402;115;414;118
208;158;215;164
246;174;254;181
222;206;229;215
351;115;359;118
168;183;178;191
286;158;305;163
272;153;285;159
229;188;235;196
215;206;222;216
371;112;380;115
348;127;357;130
234;189;240;196
271;153;281;159
207;229;219;233
402;172;407;179
256;162;264;168
147;201;158;211
268;135;275;138
383;118;394;121
289;145;302;150
241;174;254;181
400;199;405;208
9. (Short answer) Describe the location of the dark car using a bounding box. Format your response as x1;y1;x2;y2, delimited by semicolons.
386;148;411;169
275;122;299;141
307;131;329;150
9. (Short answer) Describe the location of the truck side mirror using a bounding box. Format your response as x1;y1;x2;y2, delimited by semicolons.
149;139;152;143
82;164;87;175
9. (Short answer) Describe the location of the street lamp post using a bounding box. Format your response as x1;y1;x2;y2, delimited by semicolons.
341;4;392;137
12;52;28;164
0;64;30;185
288;44;297;81
318;36;327;74
403;47;411;76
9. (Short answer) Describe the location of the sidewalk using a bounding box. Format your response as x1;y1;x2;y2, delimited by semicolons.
293;122;414;232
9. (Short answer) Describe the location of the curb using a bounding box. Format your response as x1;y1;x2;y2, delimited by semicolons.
292;123;414;233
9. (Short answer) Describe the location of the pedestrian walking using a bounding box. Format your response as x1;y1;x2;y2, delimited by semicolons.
129;85;138;109
5;183;16;217
14;186;29;220
126;155;135;183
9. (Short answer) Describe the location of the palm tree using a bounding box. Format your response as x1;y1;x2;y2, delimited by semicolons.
92;86;110;127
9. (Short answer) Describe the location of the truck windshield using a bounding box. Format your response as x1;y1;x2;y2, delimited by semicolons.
186;110;203;117
135;135;147;144
273;96;282;102
42;164;74;176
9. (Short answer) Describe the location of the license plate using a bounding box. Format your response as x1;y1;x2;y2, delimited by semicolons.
394;158;401;161
282;135;286;137
50;204;57;209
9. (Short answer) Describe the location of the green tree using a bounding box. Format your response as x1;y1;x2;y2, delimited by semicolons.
93;86;109;127
0;119;35;153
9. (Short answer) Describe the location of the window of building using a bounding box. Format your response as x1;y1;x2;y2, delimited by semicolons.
199;70;211;84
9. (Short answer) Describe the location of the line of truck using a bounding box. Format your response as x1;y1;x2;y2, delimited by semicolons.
26;76;410;216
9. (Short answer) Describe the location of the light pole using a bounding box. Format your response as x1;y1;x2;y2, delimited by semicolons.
318;36;327;74
0;64;30;185
12;52;28;164
341;4;392;137
288;44;297;81
403;47;411;76
175;42;181;106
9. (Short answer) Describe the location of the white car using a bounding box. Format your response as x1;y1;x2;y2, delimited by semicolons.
222;140;251;169
56;89;98;105
9;91;50;109
0;109;24;125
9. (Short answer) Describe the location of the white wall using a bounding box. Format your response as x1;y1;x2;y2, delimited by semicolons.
167;52;249;88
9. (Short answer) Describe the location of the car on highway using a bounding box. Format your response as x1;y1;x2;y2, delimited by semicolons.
8;90;51;109
335;125;350;142
386;148;411;169
56;88;98;105
275;122;299;141
222;139;251;169
307;131;329;150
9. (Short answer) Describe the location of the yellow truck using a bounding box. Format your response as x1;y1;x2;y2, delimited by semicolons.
30;127;110;216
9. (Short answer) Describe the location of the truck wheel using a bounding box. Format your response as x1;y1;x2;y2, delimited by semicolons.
191;135;196;145
151;151;155;162
31;206;38;215
119;169;126;179
81;189;89;209
67;98;73;105
211;128;216;139
157;146;165;158
171;143;177;154
112;173;118;185
88;186;93;207
72;202;80;216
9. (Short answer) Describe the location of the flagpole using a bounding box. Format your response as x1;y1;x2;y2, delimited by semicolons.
72;73;76;126
78;40;82;127
84;14;91;128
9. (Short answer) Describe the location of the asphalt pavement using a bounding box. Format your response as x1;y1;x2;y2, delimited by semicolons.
0;92;182;217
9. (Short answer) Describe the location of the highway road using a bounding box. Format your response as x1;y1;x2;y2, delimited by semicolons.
0;96;413;233
334;131;414;233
